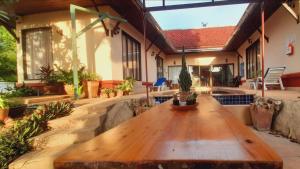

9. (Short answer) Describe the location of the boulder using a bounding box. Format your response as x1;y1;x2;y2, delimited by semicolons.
102;102;134;131
274;100;300;143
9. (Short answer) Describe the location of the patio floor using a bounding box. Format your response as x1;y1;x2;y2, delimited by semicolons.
252;128;300;169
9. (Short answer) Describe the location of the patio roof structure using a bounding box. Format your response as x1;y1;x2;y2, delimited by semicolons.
4;0;292;100
139;0;283;100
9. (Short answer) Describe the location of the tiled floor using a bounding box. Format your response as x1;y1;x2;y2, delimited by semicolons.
214;87;300;101
252;129;300;169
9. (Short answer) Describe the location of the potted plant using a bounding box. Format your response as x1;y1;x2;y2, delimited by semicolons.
56;66;85;96
37;65;64;95
112;87;118;97
0;96;9;121
82;72;100;98
102;88;112;98
117;77;135;96
250;97;282;131
178;48;192;102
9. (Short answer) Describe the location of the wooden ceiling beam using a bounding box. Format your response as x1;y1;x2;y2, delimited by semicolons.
146;0;262;11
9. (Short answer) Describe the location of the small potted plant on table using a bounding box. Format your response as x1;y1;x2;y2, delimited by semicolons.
172;47;198;110
82;72;100;98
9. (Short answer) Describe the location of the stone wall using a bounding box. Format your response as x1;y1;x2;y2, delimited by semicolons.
274;100;300;143
9;95;152;169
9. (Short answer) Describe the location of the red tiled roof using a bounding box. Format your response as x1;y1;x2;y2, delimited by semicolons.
164;26;236;50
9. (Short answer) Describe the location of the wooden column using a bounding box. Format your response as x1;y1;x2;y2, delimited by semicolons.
261;1;265;97
143;11;150;105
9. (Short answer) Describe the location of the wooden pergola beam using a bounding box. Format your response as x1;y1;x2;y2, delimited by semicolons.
282;2;299;24
257;28;269;43
146;0;261;11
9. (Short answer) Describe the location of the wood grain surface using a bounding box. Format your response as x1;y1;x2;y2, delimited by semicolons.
54;95;282;169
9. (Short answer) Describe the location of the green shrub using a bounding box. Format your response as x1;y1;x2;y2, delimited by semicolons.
0;101;74;169
82;72;100;81
37;65;59;85
0;96;9;109
178;52;192;92
4;84;38;97
56;66;85;85
117;77;135;92
42;101;74;120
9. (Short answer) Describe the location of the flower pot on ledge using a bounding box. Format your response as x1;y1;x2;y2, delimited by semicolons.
83;80;99;98
250;104;274;131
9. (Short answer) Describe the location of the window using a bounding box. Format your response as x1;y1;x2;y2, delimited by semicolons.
22;27;53;80
122;32;141;81
168;66;181;84
246;40;260;79
156;56;164;79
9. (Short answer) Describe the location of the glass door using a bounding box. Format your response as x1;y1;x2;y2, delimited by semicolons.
188;66;200;87
212;64;234;87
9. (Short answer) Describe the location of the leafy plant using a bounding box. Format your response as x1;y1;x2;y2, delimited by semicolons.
36;65;58;84
178;52;192;92
0;101;74;169
117;77;135;93
4;84;38;97
82;72;100;81
56;66;85;85
103;88;112;98
42;101;74;120
0;96;9;109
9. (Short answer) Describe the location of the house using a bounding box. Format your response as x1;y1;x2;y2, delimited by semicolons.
12;0;300;90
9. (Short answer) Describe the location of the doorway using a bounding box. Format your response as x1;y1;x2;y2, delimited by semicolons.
188;65;210;87
212;64;234;87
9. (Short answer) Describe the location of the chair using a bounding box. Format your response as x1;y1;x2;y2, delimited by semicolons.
153;77;167;91
252;67;286;90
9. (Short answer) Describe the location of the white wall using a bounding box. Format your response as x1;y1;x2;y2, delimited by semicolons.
238;6;300;81
16;6;164;83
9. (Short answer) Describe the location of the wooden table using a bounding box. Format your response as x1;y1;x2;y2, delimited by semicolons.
54;95;282;169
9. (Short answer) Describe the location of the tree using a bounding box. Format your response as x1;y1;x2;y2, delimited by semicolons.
0;26;16;82
178;47;192;92
0;0;18;40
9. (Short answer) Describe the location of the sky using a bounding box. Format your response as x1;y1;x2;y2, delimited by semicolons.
146;1;249;30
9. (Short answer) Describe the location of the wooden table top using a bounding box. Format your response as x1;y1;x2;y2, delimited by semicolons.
54;95;282;169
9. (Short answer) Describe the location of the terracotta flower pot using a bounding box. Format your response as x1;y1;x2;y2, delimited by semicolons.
64;84;74;96
123;91;130;96
43;83;64;95
179;91;191;102
0;108;9;121
83;81;99;98
250;104;274;131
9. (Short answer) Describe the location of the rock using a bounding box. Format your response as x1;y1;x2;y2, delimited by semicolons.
274;100;300;143
103;102;134;131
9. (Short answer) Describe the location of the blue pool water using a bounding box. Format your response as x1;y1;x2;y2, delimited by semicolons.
213;94;254;105
154;96;173;104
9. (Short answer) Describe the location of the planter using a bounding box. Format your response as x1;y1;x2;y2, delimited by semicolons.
179;91;191;102
64;84;74;96
43;83;64;95
172;103;198;111
0;108;9;121
9;105;27;119
250;104;274;131
123;91;130;96
64;84;85;98
83;81;99;98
